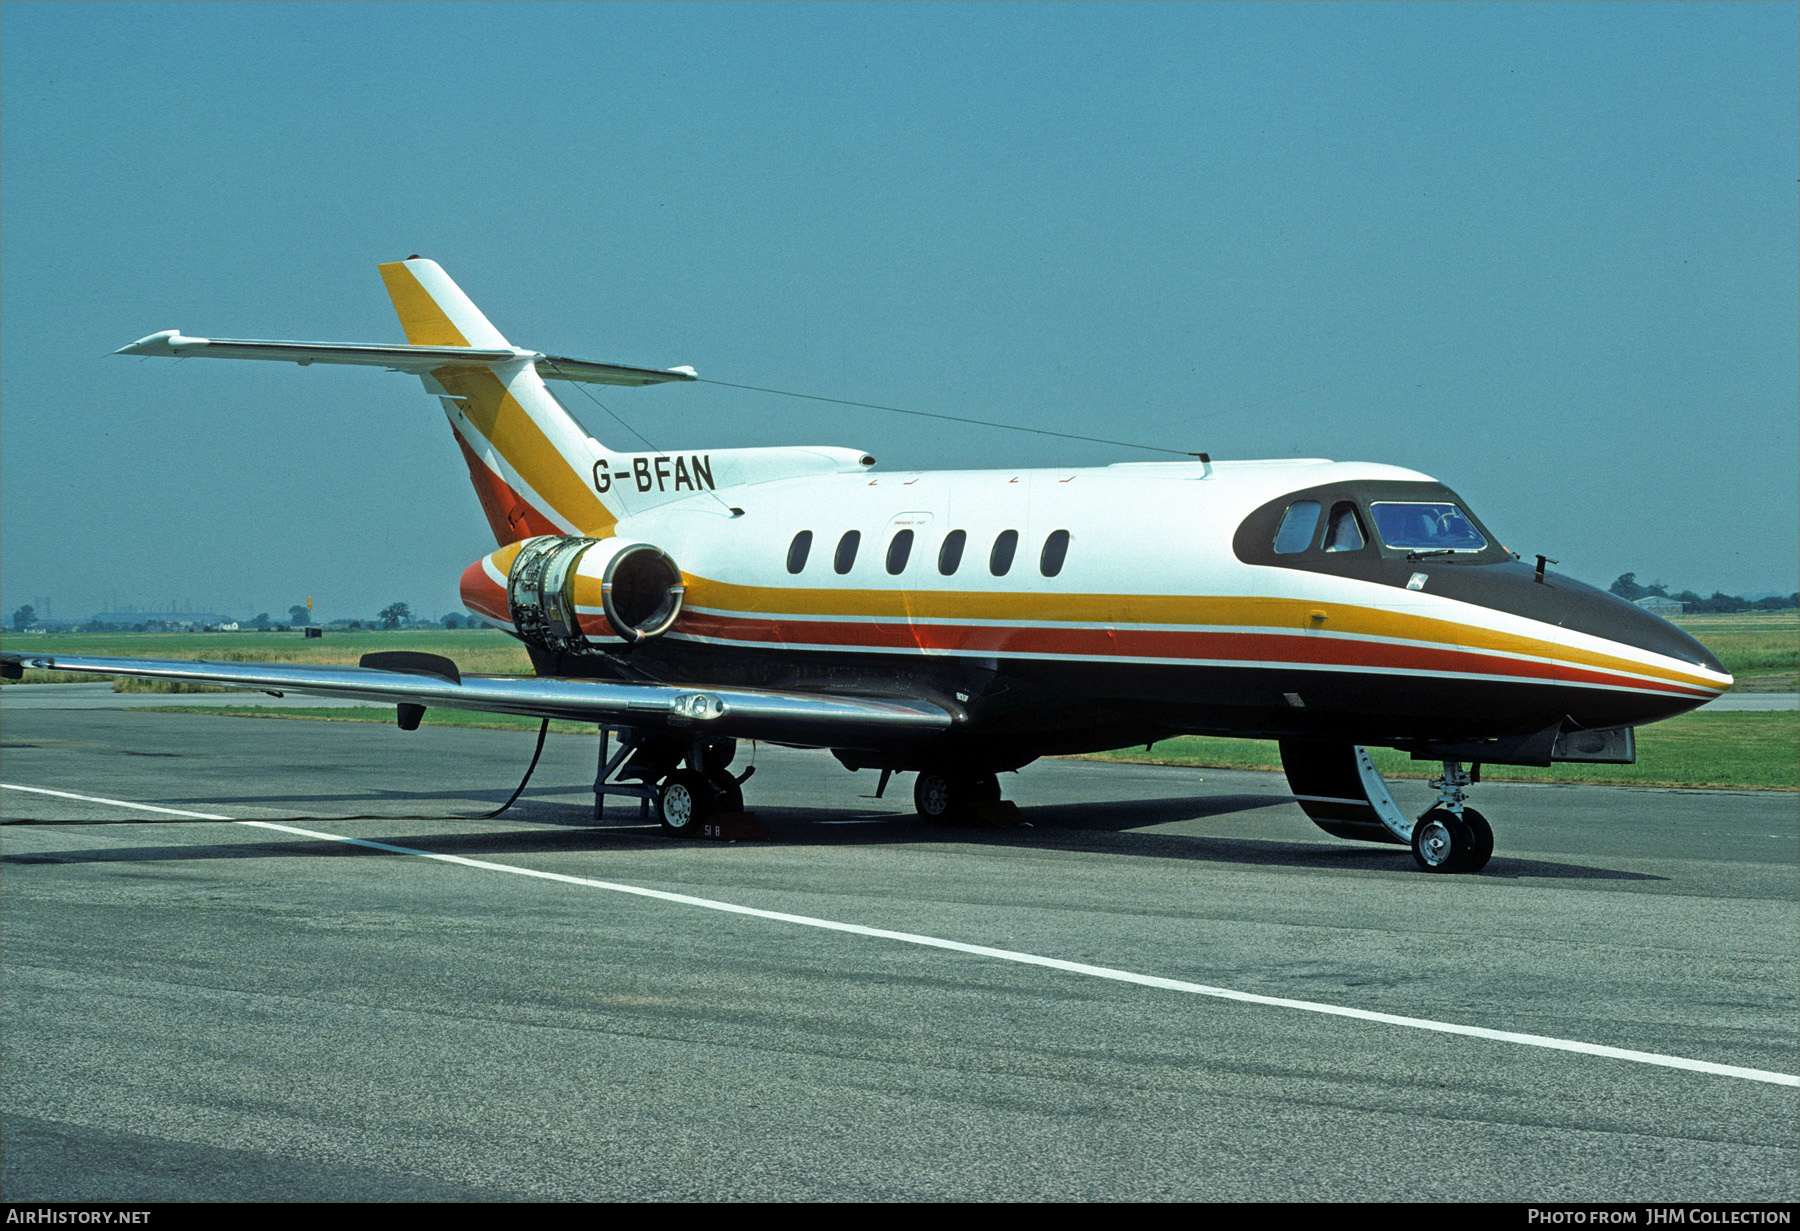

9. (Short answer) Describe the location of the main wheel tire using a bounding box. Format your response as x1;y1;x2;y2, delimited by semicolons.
713;778;745;814
695;739;738;777
914;770;960;820
967;772;1002;803
1460;807;1494;873
1411;808;1473;873
658;770;714;837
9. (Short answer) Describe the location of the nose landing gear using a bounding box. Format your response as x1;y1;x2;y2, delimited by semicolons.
1280;742;1494;874
1410;761;1493;874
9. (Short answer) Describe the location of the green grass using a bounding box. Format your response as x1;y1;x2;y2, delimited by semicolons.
1671;611;1797;689
12;619;1796;790
1;628;534;690
1086;711;1798;790
142;705;1795;791
10;612;1788;682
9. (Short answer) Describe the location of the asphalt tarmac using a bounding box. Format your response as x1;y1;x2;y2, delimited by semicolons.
2;695;1795;1201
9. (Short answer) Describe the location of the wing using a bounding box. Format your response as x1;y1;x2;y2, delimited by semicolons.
0;652;955;747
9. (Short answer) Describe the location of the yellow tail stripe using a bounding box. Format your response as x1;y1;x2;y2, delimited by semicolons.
378;262;471;347
437;367;613;534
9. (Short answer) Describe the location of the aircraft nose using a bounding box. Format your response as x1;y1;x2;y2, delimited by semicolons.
1541;573;1731;725
1581;587;1727;676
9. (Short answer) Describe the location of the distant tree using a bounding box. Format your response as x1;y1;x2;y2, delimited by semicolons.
1672;590;1755;614
378;602;411;630
1609;573;1646;601
250;612;272;630
1752;595;1798;611
1646;580;1669;597
11;605;35;632
288;604;313;626
441;613;463;629
348;620;363;629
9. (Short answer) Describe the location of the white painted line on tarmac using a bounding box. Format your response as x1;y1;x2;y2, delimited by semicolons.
2;783;233;820
7;781;1798;1089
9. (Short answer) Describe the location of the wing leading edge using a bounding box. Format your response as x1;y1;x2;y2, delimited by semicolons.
0;653;955;747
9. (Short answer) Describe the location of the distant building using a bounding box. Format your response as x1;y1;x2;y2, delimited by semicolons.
1634;595;1683;615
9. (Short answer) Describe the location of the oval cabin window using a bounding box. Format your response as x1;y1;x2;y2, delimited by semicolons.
1039;530;1070;577
990;529;1019;576
886;529;914;575
938;530;967;575
786;530;813;575
834;530;861;575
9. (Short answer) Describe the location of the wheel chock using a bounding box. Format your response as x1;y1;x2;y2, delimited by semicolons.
697;811;770;841
956;800;1024;828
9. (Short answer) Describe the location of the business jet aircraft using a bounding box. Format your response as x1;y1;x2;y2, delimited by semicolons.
1;259;1733;873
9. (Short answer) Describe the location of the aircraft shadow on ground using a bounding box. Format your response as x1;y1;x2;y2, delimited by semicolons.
0;791;1665;882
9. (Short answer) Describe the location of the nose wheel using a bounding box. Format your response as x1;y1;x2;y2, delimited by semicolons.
1410;762;1494;873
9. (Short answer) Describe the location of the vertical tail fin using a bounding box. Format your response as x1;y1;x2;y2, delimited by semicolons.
378;259;512;348
378;257;616;544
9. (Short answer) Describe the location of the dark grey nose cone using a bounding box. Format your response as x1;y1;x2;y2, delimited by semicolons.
1564;580;1727;676
1428;561;1726;675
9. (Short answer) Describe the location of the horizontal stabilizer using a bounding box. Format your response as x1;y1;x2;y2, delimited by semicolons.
114;331;697;387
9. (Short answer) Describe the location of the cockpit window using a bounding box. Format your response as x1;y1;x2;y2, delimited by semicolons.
1323;503;1365;553
1370;502;1487;552
1272;501;1321;554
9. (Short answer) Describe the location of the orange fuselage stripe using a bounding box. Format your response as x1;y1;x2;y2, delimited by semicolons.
642;577;1719;693
654;609;1714;698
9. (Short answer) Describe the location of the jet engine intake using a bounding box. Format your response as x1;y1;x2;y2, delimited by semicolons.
498;535;685;654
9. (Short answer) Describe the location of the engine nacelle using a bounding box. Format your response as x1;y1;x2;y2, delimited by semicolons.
460;536;684;653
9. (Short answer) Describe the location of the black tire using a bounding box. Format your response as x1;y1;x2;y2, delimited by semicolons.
968;772;1002;803
695;739;737;777
1411;808;1473;873
914;770;957;820
715;779;745;814
1460;807;1494;873
658;770;714;837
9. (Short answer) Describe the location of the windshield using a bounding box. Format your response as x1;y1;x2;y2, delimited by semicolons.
1369;502;1487;552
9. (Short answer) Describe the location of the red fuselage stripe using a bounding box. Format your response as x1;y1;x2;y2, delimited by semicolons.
656;610;1715;698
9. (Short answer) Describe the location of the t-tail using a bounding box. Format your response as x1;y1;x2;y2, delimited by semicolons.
380;258;647;542
114;258;875;547
116;257;701;544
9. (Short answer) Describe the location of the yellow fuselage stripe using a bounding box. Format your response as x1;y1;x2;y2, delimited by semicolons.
629;576;1720;692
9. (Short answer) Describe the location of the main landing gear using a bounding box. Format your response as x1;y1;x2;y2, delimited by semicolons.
911;768;1016;825
1279;741;1494;874
594;729;756;838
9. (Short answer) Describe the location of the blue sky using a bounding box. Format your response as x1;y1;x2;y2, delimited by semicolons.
3;2;1795;622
